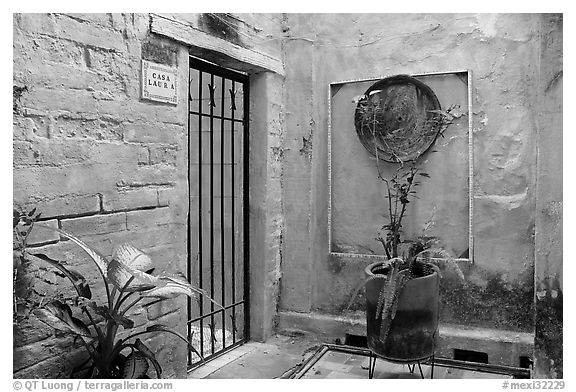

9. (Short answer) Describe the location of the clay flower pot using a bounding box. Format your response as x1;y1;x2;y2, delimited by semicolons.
364;261;440;362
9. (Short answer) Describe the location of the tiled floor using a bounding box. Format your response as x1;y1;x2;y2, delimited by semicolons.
300;349;511;379
188;334;514;379
188;334;325;379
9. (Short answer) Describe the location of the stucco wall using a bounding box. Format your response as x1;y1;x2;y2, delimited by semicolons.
279;13;561;374
533;14;562;379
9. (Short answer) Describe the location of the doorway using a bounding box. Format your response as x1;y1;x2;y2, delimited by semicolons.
187;56;249;369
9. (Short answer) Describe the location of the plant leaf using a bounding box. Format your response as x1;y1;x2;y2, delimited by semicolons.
107;259;159;292
113;244;154;272
86;301;134;329
143;275;223;309
120;351;149;379
31;253;92;299
13;209;21;228
134;339;162;378
39;225;109;279
33;300;92;339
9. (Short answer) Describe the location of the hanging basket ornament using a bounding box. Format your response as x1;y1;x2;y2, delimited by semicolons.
354;75;443;163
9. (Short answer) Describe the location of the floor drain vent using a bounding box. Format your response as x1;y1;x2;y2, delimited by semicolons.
453;349;488;364
344;333;368;348
519;356;532;369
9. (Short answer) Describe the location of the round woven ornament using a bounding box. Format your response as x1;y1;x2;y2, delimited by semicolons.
354;75;442;162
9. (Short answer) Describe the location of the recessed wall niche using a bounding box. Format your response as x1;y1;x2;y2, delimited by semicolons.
328;71;473;262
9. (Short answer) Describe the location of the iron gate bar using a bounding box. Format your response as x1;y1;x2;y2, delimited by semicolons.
188;111;244;123
220;75;226;350
197;70;204;359
188;56;249;369
209;72;215;355
188;300;246;322
243;78;250;341
231;80;236;344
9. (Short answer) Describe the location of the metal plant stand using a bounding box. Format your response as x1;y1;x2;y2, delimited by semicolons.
368;352;436;379
282;343;531;379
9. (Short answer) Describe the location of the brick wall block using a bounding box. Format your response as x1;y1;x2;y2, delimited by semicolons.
21;88;98;115
102;189;158;212
15;13;57;36
60;213;126;237
13;33;85;69
28;194;101;219
149;145;178;166
52;13;126;52
86;48;133;82
109;13;127;33
117;165;178;189
12;117;37;141
126;207;172;231
13;316;56;348
14;344;89;379
13;141;37;166
16;139;147;169
13;335;81;372
121;226;181;252
13;165;115;202
157;188;173;207
123;121;182;144
90;142;149;165
60;13;114;28
98;99;184;126
49;117;124;141
26;219;59;246
28;61;125;95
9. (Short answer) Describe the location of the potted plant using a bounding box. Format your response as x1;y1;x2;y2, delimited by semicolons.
353;75;464;377
13;207;220;378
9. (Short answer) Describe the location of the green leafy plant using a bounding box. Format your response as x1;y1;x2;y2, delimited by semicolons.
354;90;466;342
13;209;220;378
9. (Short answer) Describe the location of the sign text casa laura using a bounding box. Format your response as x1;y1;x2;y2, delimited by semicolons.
141;60;178;105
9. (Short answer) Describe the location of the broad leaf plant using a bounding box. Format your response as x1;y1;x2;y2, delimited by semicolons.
13;208;220;379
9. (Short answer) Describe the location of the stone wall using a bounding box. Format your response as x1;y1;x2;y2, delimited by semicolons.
13;12;286;378
13;13;191;378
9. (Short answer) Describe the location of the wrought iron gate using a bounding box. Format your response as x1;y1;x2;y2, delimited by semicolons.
187;57;249;369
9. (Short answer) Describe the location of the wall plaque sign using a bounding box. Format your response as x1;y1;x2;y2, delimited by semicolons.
141;60;178;105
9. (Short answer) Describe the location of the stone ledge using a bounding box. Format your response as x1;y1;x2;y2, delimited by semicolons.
277;310;534;367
